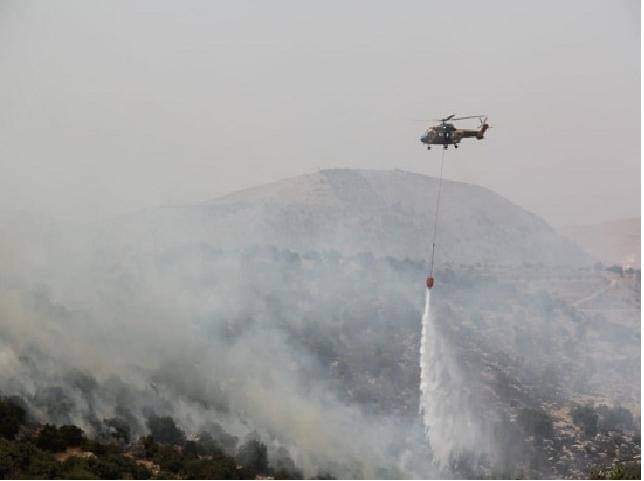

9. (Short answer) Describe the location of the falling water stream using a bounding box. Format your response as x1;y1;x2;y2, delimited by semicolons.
419;289;480;465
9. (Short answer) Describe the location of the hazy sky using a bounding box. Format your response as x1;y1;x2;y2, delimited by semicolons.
0;0;640;226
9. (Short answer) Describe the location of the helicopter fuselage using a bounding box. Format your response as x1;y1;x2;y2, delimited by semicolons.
420;121;489;149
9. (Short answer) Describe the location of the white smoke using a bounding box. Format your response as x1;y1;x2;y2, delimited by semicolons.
0;216;441;479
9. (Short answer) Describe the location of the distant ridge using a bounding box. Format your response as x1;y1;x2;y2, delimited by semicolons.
561;217;640;267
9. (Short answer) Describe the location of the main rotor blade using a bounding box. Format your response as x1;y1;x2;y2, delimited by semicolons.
451;115;486;121
417;114;488;123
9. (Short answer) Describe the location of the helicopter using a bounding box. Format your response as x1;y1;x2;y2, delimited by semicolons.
420;114;489;150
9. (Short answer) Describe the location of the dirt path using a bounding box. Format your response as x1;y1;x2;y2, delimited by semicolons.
571;278;617;307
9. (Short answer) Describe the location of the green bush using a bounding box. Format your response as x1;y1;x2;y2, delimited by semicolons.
590;462;641;480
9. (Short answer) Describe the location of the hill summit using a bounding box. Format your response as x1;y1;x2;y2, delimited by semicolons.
117;169;590;267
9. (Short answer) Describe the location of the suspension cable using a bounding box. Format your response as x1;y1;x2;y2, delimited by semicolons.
429;148;446;277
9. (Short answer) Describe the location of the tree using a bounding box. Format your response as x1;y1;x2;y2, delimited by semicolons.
196;432;223;457
146;415;186;445
35;424;84;452
36;424;67;452
0;439;61;478
183;440;199;459
237;438;268;474
571;404;599;437
152;444;185;474
59;457;98;479
606;265;624;276
271;446;303;479
0;397;27;440
58;425;84;447
184;457;242;479
199;422;238;455
104;417;131;444
597;405;635;433
138;435;157;459
518;407;554;440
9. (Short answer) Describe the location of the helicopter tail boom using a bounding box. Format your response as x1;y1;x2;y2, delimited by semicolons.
476;121;490;139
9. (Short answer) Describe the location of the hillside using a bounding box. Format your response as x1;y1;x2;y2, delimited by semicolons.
110;169;590;267
561;217;640;268
2;170;634;479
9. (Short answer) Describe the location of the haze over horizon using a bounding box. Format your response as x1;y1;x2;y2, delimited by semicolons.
0;0;640;226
